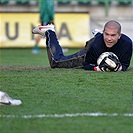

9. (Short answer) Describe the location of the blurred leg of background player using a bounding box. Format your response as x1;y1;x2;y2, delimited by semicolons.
32;35;41;54
32;0;55;54
32;22;47;54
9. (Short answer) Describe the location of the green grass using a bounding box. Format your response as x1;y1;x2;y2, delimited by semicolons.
0;48;133;133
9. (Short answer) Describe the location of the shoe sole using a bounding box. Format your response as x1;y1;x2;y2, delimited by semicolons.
32;25;55;34
0;101;11;105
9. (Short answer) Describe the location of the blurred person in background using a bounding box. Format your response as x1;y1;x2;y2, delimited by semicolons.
32;0;55;54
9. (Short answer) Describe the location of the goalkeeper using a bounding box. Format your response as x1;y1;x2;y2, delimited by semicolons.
32;20;132;71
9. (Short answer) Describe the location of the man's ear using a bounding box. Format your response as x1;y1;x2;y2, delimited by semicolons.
118;33;122;39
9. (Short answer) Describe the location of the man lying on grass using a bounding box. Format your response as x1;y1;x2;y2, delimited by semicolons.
32;20;132;72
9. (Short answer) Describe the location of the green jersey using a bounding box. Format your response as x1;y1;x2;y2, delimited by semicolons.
38;0;54;24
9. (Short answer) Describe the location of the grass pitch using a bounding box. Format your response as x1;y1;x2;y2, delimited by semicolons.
0;48;133;133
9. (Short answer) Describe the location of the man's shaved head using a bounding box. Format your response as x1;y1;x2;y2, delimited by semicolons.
104;20;121;34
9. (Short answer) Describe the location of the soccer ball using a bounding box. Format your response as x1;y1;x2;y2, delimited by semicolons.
97;52;118;65
97;52;119;71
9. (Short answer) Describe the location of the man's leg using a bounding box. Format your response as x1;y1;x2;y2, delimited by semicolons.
45;30;86;68
32;24;95;68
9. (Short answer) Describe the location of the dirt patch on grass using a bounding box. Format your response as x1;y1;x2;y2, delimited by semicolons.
0;66;50;70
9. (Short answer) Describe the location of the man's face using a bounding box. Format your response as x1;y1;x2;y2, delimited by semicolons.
103;27;121;48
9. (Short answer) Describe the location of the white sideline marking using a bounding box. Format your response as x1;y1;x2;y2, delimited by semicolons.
0;112;133;118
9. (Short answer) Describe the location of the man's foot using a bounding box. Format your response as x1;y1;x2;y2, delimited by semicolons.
32;45;40;54
0;91;22;106
92;28;102;36
32;24;55;36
